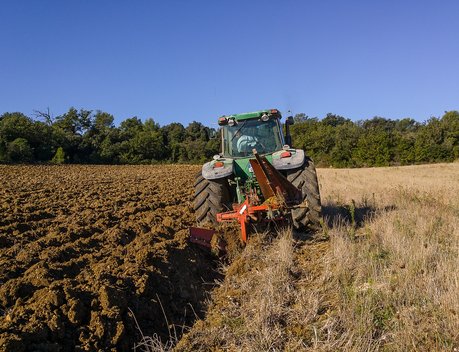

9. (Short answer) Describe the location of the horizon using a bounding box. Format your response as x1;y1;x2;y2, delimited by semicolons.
1;106;456;129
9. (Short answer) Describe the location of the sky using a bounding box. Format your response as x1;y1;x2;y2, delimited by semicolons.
1;0;458;127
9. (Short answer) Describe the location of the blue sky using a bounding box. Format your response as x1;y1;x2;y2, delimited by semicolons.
1;0;458;127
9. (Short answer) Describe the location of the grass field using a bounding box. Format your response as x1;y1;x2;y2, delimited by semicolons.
317;163;459;351
178;163;459;351
1;163;458;351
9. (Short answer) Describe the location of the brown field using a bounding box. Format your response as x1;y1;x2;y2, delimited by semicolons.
1;163;459;351
0;164;221;351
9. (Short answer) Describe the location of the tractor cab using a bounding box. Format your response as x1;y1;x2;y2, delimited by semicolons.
202;109;302;182
218;109;290;157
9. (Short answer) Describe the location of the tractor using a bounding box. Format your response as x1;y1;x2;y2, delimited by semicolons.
190;109;322;247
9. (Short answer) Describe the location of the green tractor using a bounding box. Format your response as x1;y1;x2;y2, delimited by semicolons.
192;109;322;240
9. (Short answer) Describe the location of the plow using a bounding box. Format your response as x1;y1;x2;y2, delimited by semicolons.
189;109;322;249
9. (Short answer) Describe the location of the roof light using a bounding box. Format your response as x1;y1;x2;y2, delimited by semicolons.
228;118;236;126
213;161;224;168
270;109;279;114
261;114;269;121
218;117;228;126
280;151;291;158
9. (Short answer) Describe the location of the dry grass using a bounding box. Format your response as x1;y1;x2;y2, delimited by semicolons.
315;163;459;351
176;163;459;351
175;229;297;351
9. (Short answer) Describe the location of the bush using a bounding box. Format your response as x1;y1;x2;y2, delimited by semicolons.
51;147;66;164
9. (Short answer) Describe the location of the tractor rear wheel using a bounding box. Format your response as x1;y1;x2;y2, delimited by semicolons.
193;172;231;226
287;157;322;231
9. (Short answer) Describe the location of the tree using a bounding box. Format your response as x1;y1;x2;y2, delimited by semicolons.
441;111;459;160
131;130;165;162
120;117;143;138
51;147;66;164
94;111;114;130
414;118;451;162
330;122;360;167
51;108;96;162
99;129;123;163
53;108;93;134
354;129;392;166
0;112;35;142
7;138;33;162
186;121;209;142
322;113;349;127
361;117;396;132
162;123;186;161
33;107;54;125
0;107;457;166
0;112;53;162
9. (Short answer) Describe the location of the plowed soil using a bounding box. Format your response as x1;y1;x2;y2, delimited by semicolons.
0;165;221;351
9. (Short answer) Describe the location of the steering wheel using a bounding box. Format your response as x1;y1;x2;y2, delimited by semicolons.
253;141;267;153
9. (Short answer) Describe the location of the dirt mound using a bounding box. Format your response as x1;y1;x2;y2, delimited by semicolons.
0;165;221;351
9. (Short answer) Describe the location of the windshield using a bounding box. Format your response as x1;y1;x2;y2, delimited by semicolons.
222;119;284;157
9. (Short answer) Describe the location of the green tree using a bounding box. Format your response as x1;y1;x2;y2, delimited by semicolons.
81;111;116;162
7;138;33;162
0;112;53;162
162;123;186;161
53;108;93;134
354;130;392;166
414;118;450;162
440;111;459;160
94;111;114;130
322;113;349;127
120;117;143;138
99;129;123;163
51;147;66;164
51;108;95;162
392;118;418;165
330;122;361;167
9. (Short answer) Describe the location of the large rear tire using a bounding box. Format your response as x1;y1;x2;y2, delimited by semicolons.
286;157;322;231
193;172;231;226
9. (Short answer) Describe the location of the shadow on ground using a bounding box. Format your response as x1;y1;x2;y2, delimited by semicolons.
322;203;397;229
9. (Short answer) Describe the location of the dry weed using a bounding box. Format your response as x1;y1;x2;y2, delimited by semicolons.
316;163;459;351
177;163;459;351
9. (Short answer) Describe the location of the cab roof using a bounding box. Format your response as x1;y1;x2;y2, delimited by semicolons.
222;109;282;121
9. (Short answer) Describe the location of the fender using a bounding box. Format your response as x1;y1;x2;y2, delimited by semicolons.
202;158;234;180
271;149;305;170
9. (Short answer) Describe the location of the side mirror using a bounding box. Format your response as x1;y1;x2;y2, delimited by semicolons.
284;116;294;148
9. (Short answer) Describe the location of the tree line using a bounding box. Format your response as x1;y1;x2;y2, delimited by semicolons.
290;111;459;167
0;108;219;164
0;108;457;167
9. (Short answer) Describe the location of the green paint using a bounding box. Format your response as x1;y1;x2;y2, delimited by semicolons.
233;155;273;179
226;109;281;122
234;177;244;203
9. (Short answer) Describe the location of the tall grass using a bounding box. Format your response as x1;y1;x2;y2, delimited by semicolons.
176;229;307;351
165;163;459;351
315;163;459;351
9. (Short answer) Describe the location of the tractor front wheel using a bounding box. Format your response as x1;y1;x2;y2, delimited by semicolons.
286;157;322;231
193;173;231;226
